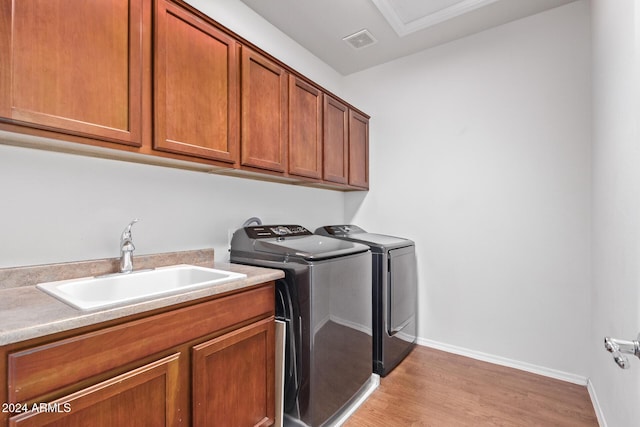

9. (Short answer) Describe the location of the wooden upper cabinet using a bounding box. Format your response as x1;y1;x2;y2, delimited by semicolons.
323;95;349;185
288;76;323;179
0;0;146;146
241;47;288;173
348;110;369;189
154;0;239;164
0;0;370;190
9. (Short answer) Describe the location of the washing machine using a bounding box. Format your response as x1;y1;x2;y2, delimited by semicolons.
230;224;377;427
315;225;417;376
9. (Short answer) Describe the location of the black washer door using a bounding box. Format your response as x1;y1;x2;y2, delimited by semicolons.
388;245;417;335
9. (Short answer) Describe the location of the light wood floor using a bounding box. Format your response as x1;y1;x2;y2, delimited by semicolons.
344;345;598;426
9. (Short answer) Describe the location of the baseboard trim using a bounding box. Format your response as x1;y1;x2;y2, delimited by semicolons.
587;378;607;427
417;337;589;386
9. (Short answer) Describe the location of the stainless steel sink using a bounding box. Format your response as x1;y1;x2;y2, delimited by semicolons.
36;264;247;311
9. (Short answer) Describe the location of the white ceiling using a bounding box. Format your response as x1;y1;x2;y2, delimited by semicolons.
239;0;579;75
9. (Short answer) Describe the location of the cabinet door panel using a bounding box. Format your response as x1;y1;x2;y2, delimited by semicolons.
289;76;322;179
349;110;369;189
241;48;288;173
8;285;274;403
0;0;144;146
323;95;349;184
154;0;239;163
9;354;180;427
193;318;275;427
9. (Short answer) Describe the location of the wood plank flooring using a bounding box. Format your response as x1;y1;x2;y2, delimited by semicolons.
344;345;598;426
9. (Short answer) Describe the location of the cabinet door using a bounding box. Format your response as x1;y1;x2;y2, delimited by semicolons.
193;318;275;427
323;95;349;184
0;0;145;146
289;76;323;179
349;110;370;189
8;354;181;427
154;0;239;163
241;48;288;173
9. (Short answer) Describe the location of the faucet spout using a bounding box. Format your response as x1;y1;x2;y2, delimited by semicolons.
120;219;139;274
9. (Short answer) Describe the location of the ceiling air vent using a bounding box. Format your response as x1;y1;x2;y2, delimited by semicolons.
343;29;378;50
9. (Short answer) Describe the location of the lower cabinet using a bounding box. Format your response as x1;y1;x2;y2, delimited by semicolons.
1;283;275;427
193;318;274;427
9;354;181;426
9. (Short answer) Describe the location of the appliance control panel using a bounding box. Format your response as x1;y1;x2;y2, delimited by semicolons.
245;225;312;239
320;225;365;236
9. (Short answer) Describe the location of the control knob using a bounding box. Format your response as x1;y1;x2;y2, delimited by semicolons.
271;226;290;236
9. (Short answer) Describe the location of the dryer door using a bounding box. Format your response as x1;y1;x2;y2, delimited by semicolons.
388;245;417;336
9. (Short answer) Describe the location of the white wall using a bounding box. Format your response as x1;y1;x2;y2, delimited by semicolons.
0;144;345;267
0;0;348;268
344;1;592;379
590;0;640;424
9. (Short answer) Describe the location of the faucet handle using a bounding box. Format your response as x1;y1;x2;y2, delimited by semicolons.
604;335;640;369
121;219;140;239
604;337;630;369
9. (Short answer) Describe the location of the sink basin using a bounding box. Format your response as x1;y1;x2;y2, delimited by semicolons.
36;264;247;311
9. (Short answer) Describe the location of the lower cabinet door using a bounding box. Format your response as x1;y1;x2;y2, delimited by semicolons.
193;318;275;427
8;353;181;427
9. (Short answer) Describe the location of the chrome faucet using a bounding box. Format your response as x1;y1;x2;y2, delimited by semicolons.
120;219;139;274
604;334;640;369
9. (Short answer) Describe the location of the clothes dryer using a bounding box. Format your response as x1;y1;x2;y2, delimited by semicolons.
316;225;417;376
